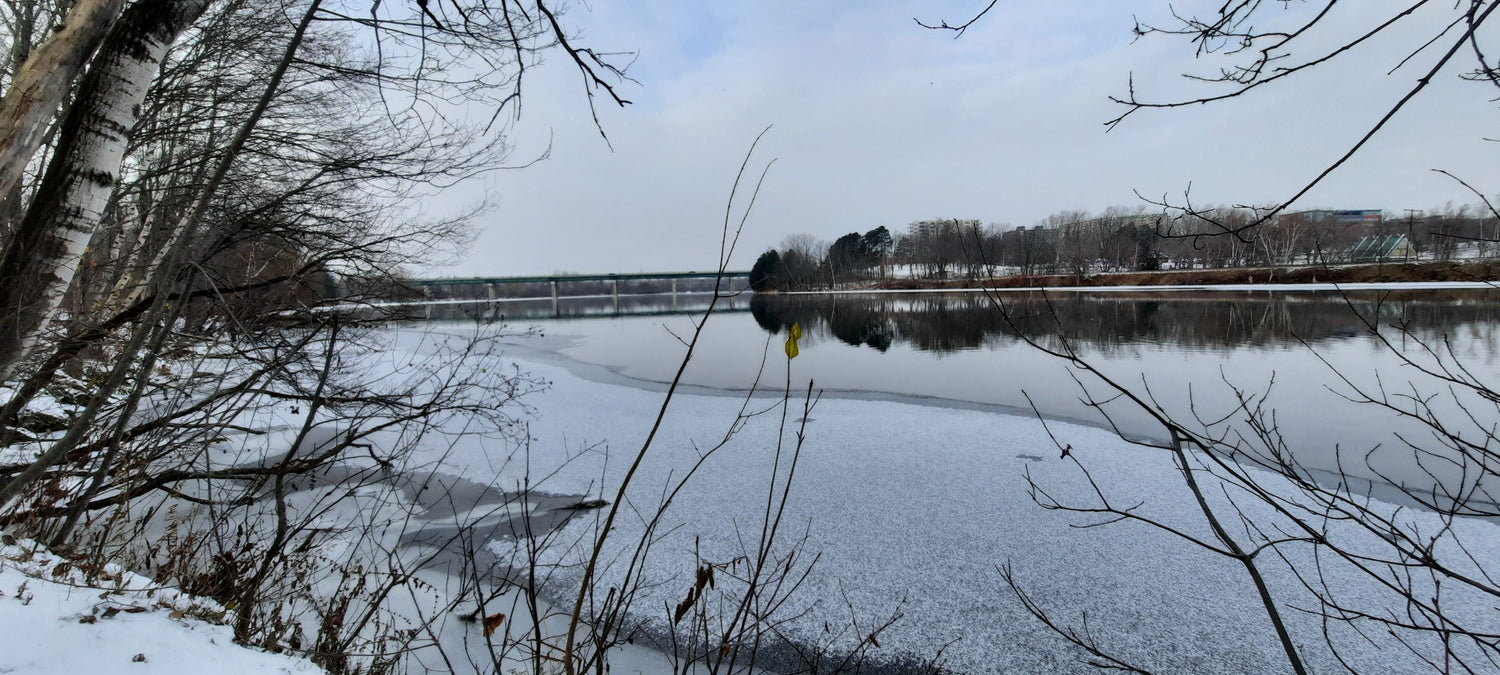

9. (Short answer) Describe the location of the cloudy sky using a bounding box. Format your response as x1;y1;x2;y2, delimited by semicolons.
430;0;1500;277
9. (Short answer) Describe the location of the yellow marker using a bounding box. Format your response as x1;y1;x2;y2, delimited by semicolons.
784;322;801;359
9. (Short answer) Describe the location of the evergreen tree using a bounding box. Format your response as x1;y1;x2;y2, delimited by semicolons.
749;248;780;291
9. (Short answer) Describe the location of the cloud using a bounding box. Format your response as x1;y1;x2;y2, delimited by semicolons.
433;0;1500;276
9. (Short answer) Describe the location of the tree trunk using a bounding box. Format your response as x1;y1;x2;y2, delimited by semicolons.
0;0;211;382
0;0;127;198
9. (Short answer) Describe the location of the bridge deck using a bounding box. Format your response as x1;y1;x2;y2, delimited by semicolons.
410;271;750;286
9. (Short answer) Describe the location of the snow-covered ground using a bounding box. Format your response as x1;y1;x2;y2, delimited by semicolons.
0;539;317;674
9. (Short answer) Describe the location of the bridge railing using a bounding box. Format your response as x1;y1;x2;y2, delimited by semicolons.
404;271;752;303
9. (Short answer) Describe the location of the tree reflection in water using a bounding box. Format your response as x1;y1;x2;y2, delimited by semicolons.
748;289;1500;355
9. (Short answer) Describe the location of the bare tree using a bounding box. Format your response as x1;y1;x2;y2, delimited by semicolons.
0;0;633;384
1048;210;1094;280
0;0;125;198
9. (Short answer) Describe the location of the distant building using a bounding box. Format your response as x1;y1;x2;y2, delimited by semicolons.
1068;213;1163;232
908;219;981;238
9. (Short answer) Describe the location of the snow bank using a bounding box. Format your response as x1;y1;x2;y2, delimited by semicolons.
0;539;316;674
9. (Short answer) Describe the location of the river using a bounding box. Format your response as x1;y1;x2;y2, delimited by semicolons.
402;284;1500;673
465;286;1500;502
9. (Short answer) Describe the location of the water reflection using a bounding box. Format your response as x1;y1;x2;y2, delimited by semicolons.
749;289;1500;354
741;289;1500;508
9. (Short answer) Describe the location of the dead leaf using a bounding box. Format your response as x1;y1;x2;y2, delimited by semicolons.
482;613;505;637
672;587;698;624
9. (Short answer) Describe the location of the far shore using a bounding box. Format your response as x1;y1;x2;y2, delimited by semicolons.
766;259;1500;294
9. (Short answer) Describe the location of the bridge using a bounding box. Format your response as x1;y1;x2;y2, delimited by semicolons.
400;271;753;317
413;271;750;285
407;270;751;302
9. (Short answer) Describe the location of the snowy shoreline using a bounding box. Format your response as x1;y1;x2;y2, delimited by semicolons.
0;538;319;674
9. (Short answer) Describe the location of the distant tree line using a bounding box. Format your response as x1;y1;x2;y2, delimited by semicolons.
750;226;894;291
750;204;1500;291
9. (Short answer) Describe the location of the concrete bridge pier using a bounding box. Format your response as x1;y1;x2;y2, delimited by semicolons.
487;283;496;301
611;278;620;313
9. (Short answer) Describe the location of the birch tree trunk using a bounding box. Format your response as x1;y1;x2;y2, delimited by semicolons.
0;0;211;382
0;0;126;197
0;0;317;508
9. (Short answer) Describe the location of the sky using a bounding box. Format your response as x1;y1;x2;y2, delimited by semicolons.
429;0;1500;277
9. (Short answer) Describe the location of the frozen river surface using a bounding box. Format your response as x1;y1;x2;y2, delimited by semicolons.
394;289;1500;673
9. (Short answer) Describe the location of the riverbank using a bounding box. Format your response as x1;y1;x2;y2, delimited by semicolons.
814;259;1500;292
